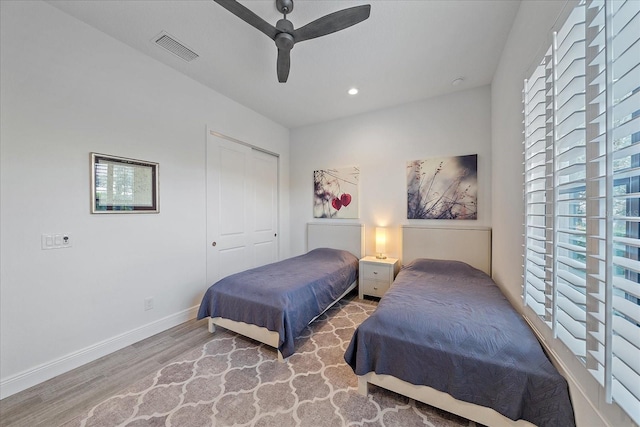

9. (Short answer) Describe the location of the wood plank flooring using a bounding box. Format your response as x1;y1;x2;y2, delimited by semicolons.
0;293;378;427
0;318;212;427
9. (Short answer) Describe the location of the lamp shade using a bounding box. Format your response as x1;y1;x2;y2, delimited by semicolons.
375;227;386;257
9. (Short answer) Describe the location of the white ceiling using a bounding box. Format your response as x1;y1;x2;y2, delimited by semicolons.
47;0;521;129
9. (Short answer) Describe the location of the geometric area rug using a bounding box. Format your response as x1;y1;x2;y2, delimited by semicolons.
61;298;477;427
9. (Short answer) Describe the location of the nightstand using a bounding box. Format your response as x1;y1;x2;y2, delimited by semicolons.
359;256;399;299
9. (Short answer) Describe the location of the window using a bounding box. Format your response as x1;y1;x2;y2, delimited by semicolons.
523;0;639;422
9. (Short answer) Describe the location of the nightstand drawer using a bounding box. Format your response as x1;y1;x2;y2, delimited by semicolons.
361;278;390;297
362;265;392;281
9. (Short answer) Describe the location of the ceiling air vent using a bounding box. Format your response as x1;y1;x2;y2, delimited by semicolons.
154;32;199;62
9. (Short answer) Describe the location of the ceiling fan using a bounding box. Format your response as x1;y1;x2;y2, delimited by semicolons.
213;0;371;83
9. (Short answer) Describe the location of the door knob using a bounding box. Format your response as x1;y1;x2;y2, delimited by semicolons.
212;241;217;247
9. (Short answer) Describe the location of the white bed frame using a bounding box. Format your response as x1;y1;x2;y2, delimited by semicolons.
208;223;364;361
357;225;535;427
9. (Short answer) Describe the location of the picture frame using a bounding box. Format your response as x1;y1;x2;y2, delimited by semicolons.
91;152;159;213
313;166;359;219
407;154;477;220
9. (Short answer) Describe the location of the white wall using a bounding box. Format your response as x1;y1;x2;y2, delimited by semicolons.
491;1;634;426
290;86;491;260
0;0;289;398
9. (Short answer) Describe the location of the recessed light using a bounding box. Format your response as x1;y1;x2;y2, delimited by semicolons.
348;88;359;95
451;77;465;86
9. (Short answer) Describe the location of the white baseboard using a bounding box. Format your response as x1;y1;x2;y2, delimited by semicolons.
0;305;199;400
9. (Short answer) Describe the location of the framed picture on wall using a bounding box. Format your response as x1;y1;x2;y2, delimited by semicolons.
407;154;477;220
91;153;159;213
313;166;359;219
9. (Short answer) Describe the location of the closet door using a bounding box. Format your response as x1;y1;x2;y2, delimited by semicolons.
206;131;278;285
251;148;279;268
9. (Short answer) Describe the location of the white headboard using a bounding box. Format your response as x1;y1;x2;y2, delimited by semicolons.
307;223;364;259
402;225;492;275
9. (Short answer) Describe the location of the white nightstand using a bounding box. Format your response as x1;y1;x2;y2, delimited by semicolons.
359;256;399;299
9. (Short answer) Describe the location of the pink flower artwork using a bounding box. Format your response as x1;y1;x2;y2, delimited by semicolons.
313;166;359;219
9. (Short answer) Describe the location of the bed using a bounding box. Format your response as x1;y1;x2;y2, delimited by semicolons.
344;225;575;427
198;223;364;361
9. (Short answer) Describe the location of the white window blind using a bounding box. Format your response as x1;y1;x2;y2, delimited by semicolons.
523;0;639;422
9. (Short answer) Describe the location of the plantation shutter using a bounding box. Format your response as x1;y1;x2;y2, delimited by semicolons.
585;0;640;418
524;3;589;351
524;55;551;320
523;0;639;422
554;4;588;358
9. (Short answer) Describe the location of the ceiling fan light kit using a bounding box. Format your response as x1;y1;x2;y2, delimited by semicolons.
214;0;371;83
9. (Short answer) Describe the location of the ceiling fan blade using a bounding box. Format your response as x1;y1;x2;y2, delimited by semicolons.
292;4;371;44
277;48;291;83
213;0;279;40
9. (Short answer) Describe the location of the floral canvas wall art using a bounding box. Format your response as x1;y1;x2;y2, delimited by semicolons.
313;167;359;219
407;154;477;220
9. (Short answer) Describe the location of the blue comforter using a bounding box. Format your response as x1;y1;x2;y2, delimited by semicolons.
198;248;358;358
344;258;575;427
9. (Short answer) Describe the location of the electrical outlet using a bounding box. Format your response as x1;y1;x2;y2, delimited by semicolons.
144;297;154;311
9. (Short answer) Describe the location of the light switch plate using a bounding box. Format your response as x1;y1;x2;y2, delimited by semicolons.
42;233;72;249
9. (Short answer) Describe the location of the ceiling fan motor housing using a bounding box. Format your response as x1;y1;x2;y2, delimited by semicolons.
276;32;294;50
275;19;295;50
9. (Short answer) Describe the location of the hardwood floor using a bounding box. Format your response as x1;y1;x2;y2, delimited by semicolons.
0;292;378;427
0;318;212;427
